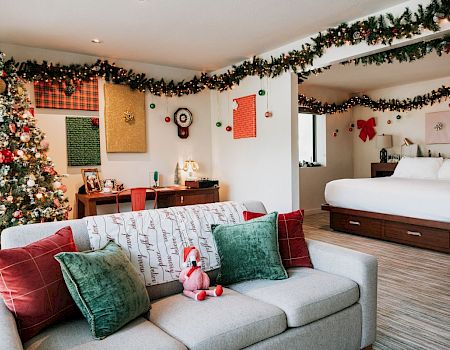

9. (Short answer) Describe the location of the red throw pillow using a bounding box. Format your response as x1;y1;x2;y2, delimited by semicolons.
243;210;313;268
0;226;79;342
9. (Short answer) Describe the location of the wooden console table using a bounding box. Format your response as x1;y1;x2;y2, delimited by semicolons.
75;186;219;219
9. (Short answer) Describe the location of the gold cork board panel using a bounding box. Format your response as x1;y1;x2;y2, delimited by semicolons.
104;83;146;152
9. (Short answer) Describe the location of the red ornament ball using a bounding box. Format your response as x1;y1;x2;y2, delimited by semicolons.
387;120;392;124
333;132;337;137
226;126;232;132
165;116;171;123
265;111;273;118
349;127;353;132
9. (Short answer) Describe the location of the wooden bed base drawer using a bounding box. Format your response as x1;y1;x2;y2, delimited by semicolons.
384;222;450;251
330;213;382;238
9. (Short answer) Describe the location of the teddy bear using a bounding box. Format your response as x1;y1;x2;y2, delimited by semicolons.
179;246;223;301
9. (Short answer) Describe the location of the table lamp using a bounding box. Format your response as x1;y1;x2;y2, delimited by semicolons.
377;134;393;163
183;160;199;180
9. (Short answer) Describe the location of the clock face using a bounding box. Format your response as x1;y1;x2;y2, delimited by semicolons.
174;108;193;128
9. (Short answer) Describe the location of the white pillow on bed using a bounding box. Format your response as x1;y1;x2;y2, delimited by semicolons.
438;159;450;180
392;157;443;179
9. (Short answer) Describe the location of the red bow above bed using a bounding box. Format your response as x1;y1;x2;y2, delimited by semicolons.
357;118;376;142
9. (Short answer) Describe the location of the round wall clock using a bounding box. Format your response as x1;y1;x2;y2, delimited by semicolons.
174;108;193;138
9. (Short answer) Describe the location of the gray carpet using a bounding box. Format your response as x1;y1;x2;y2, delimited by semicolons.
304;213;450;350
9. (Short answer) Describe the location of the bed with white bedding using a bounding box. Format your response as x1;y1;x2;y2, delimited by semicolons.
322;157;450;253
325;177;450;223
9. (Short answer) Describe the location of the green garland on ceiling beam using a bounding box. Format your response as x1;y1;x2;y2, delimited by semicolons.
298;35;450;83
3;0;449;96
298;86;450;114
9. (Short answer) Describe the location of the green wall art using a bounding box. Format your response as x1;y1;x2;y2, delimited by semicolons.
66;116;101;166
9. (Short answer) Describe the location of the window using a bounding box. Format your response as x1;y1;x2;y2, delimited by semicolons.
298;112;326;166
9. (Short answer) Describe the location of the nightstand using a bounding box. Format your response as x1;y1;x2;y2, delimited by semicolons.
371;162;397;178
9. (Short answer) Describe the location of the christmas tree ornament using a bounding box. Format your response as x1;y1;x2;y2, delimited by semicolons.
0;78;6;94
265;111;273;118
6;195;14;203
20;132;31;143
258;89;266;96
226;125;232;132
13;210;22;219
149;103;156;109
8;123;16;133
216;121;222;127
165;116;171;123
396;115;402;120
53;181;62;190
40;139;50;150
27;179;35;187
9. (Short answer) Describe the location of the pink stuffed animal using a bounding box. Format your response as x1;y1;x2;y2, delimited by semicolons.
179;246;223;301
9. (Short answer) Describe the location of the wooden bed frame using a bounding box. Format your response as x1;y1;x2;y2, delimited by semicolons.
321;204;450;254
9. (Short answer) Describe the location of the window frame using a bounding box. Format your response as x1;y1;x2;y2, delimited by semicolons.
298;108;320;164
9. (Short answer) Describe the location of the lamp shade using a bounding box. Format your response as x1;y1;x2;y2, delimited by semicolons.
377;134;393;149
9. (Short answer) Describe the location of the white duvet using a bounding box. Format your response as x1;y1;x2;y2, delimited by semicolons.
325;177;450;223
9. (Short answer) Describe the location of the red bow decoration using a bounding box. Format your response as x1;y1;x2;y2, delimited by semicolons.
357;118;376;142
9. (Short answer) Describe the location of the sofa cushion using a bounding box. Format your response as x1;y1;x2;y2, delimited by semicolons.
150;288;286;350
0;226;79;342
55;241;150;339
228;267;359;328
24;317;186;350
243;210;313;268
212;212;287;285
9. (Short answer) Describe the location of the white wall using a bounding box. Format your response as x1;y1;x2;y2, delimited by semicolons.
0;43;212;217
210;73;299;212
353;76;450;178
298;85;354;213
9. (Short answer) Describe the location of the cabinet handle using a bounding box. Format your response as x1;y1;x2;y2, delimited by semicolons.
349;221;361;226
180;196;184;204
407;231;422;237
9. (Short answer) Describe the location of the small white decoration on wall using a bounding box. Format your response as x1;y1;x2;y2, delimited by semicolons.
426;111;450;144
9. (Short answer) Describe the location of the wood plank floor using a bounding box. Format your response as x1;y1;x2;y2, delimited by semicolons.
304;213;450;350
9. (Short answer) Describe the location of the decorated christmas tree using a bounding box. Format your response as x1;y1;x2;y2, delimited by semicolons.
0;52;70;231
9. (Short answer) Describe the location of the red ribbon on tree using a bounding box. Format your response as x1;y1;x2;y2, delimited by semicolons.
357;117;376;142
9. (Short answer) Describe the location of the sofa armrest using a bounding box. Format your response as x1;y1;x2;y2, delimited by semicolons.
0;300;23;350
306;239;377;349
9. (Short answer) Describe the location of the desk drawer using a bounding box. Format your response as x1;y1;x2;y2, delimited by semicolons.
331;213;382;238
384;222;450;251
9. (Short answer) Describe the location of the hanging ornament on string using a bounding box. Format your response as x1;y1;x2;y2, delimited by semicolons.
264;77;272;118
348;123;355;132
333;129;339;137
215;92;222;128
149;103;156;109
396;115;402;120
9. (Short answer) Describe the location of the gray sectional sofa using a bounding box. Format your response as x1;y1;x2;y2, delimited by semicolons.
0;201;377;350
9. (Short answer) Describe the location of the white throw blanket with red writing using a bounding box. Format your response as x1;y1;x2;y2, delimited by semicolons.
85;201;245;286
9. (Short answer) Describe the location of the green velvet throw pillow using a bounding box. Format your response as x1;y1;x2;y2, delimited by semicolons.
212;212;287;285
55;241;150;339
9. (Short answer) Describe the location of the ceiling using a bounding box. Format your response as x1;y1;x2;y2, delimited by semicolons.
0;0;408;71
301;52;450;92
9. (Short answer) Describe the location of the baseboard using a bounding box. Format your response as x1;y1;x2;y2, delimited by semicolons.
303;208;325;216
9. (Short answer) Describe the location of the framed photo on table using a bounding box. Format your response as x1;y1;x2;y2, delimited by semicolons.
81;168;102;194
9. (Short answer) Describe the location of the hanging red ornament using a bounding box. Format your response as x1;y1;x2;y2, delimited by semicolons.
348;127;353;132
387;120;392;124
23;126;30;132
333;132;337;137
226;125;232;132
265;111;273;118
165;116;171;123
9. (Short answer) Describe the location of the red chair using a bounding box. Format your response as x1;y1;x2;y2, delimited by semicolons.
115;187;158;213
